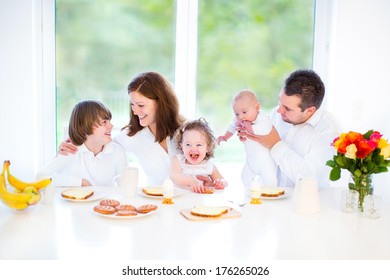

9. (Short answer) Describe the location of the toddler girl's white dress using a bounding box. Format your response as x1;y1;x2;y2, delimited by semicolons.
176;154;213;185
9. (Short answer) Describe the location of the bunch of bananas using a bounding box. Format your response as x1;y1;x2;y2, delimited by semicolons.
0;160;52;210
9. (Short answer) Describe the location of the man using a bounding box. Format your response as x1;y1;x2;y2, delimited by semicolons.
239;69;340;188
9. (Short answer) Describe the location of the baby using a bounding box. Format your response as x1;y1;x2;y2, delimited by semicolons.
217;89;278;188
170;118;227;193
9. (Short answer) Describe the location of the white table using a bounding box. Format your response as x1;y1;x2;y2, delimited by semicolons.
1;170;389;261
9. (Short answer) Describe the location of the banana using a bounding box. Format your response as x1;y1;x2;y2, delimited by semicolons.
0;191;32;204
8;175;52;191
4;160;52;191
0;179;6;195
0;176;31;210
0;163;7;194
1;198;29;210
0;161;36;210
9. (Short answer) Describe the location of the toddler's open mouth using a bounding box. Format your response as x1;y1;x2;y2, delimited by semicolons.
190;153;199;160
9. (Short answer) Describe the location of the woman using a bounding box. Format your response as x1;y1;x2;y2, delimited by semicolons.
115;71;185;186
59;72;211;186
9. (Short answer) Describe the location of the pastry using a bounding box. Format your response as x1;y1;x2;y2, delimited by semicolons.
100;199;120;207
204;188;214;194
115;204;137;211
137;204;158;213
93;205;116;215
116;210;138;216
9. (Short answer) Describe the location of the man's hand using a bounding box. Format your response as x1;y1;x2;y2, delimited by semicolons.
238;126;281;149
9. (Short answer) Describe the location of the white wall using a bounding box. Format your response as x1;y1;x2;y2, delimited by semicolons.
0;0;55;180
322;0;390;137
1;0;389;179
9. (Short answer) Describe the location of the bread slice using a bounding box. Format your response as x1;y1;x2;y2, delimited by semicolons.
61;189;94;200
204;188;214;194
142;187;164;196
190;205;230;218
260;187;285;197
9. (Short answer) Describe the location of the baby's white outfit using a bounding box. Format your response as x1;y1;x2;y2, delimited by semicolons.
227;111;278;188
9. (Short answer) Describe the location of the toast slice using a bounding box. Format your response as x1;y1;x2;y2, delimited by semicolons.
61;189;94;200
190;205;230;218
260;187;285;197
142;187;164;196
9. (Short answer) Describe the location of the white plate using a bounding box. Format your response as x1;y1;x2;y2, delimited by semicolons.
139;187;186;199
259;188;292;200
60;187;107;202
93;208;157;219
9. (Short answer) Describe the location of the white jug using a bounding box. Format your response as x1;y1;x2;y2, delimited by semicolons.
113;166;139;198
292;176;320;214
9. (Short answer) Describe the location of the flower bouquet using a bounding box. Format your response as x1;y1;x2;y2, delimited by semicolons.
326;130;390;211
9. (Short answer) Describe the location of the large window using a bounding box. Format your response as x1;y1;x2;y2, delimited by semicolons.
56;0;314;162
56;0;176;141
196;0;314;161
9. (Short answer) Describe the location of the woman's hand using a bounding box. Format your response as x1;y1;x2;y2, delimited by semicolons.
58;139;78;155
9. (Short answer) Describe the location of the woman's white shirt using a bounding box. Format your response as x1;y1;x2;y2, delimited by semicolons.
114;127;180;186
37;142;128;186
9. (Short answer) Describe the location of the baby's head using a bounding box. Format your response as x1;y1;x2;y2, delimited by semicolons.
232;89;260;122
176;118;216;165
68;100;112;145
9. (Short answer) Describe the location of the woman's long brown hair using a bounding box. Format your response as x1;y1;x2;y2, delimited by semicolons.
124;72;185;143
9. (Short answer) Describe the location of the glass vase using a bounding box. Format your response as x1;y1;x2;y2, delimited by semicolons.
348;174;373;212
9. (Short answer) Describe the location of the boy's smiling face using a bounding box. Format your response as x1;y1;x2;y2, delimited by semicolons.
87;118;113;147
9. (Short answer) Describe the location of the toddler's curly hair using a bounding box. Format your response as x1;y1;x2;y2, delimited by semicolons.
176;118;216;160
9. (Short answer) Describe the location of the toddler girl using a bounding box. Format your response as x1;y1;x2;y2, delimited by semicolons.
170;119;227;193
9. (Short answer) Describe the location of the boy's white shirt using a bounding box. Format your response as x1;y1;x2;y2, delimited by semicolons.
37;142;128;186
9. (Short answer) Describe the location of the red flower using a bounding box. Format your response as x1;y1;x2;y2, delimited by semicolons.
356;140;375;159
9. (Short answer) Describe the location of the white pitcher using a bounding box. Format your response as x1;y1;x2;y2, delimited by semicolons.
292;176;320;214
113;166;138;198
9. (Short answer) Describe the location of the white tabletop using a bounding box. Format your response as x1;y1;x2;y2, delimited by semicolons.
1;171;389;260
